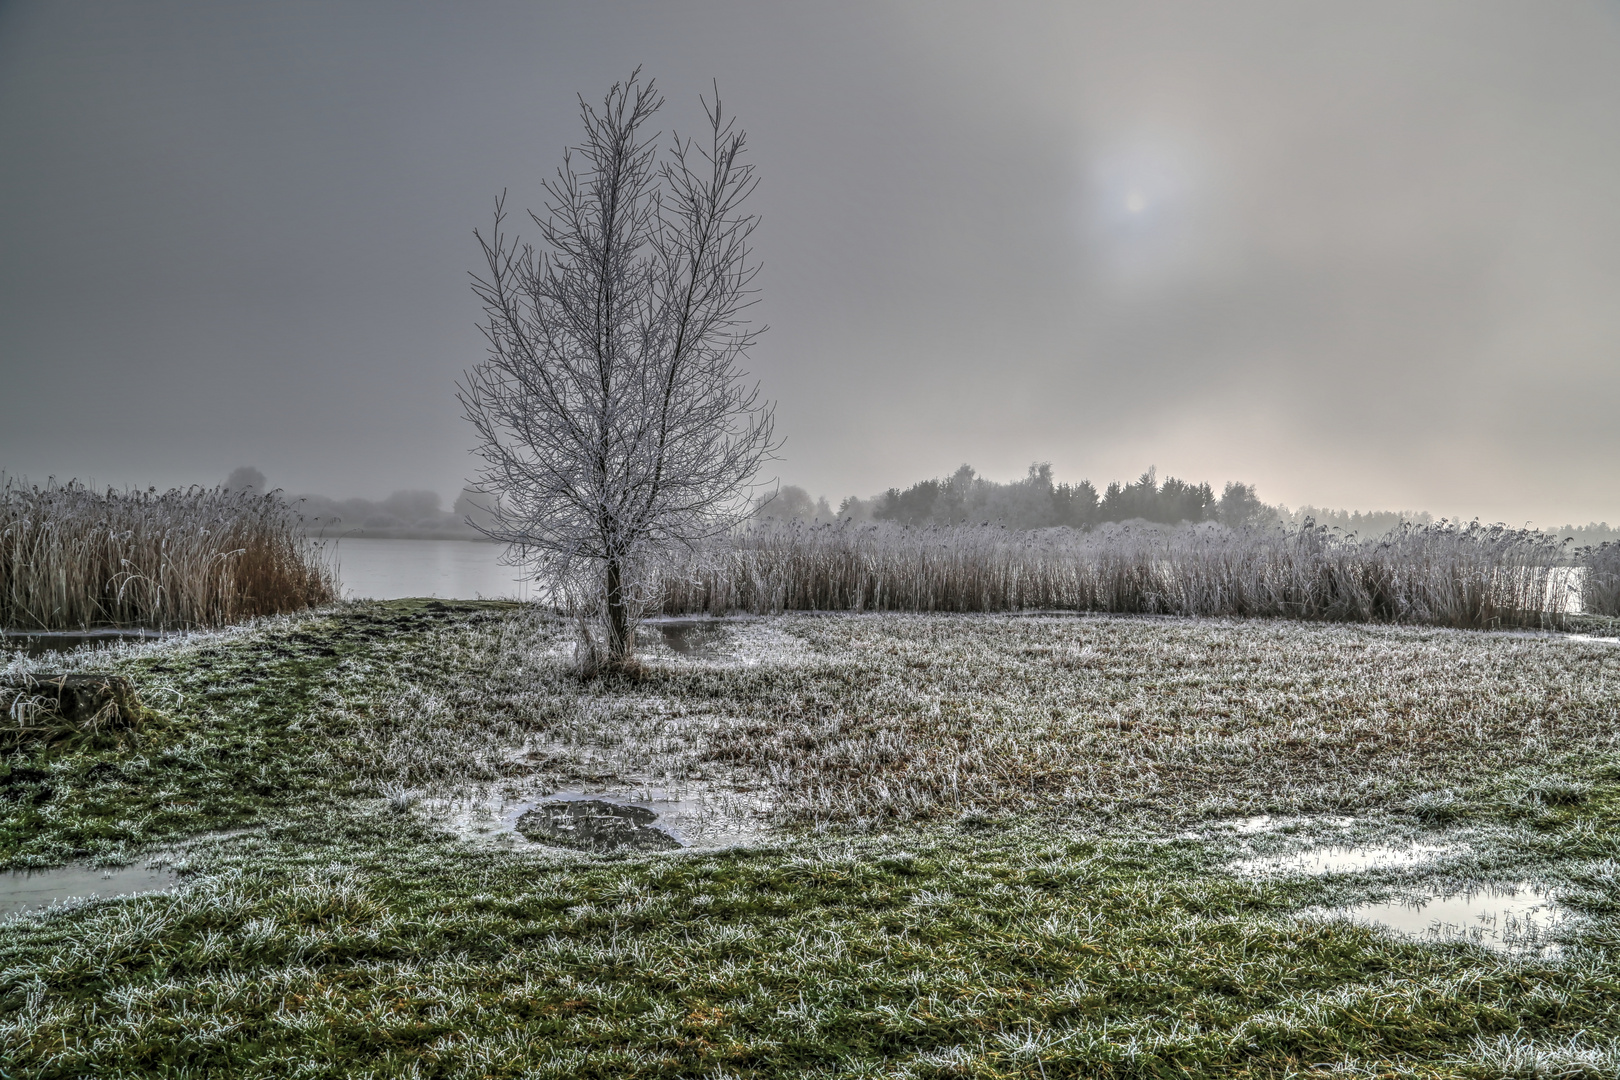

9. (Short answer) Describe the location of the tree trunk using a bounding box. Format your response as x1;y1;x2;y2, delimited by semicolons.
604;555;631;659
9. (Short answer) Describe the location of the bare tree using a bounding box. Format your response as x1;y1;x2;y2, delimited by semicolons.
459;72;776;662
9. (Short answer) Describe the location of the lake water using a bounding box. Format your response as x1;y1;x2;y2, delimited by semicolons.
330;538;531;600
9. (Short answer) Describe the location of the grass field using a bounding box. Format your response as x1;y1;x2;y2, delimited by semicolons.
3;603;1620;1077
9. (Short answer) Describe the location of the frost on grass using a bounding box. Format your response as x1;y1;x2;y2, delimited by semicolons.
9;605;1617;847
3;603;1620;1075
682;613;1620;825
294;608;1620;830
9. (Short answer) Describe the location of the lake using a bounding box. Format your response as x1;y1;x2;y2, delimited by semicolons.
330;538;531;600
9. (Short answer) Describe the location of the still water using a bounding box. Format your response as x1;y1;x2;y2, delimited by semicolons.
331;538;530;601
0;862;179;919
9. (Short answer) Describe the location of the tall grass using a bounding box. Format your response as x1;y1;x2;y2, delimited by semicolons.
0;478;337;630
1580;542;1620;616
652;519;1572;629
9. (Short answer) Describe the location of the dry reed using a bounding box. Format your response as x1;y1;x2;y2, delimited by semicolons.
0;478;337;630
652;519;1571;629
1580;542;1620;616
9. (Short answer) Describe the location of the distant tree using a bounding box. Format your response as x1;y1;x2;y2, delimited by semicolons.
982;463;1061;529
1158;476;1215;524
837;495;875;522
454;487;500;532
873;478;944;525
381;490;443;525
1217;482;1267;529
762;485;817;522
1095;467;1214;525
1052;476;1099;528
459;72;776;662
1100;468;1159;522
224;466;266;494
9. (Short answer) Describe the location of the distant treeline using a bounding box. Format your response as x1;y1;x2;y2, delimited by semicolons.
233;457;1619;550
226;467;488;540
767;464;1272;532
1550;522;1620;549
765;464;1612;544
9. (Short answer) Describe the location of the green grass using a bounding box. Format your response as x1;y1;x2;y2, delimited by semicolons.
2;603;1620;1077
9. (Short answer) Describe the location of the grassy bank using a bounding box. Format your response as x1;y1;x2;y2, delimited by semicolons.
2;604;1619;1076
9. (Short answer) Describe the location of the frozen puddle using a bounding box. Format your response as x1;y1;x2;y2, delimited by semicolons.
437;788;767;852
1235;841;1456;876
517;799;680;852
0;861;178;918
1315;883;1569;956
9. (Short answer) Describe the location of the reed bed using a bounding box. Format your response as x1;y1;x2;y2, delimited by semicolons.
1580;542;1620;616
653;519;1572;629
0;478;337;630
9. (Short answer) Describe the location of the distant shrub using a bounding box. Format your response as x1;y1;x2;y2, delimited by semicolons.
1580;543;1620;616
0;478;337;629
651;519;1572;630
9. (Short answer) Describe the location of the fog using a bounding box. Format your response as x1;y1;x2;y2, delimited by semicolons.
2;1;1617;526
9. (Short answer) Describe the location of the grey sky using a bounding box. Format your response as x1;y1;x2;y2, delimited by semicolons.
2;1;1616;525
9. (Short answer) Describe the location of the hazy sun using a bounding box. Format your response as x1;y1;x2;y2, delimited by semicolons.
1125;190;1146;213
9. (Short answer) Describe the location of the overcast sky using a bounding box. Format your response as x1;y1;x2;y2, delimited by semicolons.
2;1;1617;525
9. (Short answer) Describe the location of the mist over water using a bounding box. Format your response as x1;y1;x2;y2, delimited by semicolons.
332;539;528;601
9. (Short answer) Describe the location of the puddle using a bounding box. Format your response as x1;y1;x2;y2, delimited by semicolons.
1315;883;1568;956
1235;841;1457;876
1;629;171;657
435;786;768;852
651;621;723;659
516;799;681;852
0;861;179;918
0;828;259;920
1568;634;1620;646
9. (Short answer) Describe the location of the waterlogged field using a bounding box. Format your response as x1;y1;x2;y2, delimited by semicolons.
3;603;1620;1077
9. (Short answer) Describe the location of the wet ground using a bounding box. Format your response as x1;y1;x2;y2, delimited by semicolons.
0;860;179;918
1228;829;1570;957
515;798;682;852
649;620;726;659
1319;883;1568;956
1;629;172;657
1233;841;1458;876
432;785;769;853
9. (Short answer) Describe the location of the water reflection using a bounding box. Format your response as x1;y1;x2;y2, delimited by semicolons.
516;798;681;852
652;621;724;659
1320;883;1567;956
0;861;178;918
332;538;530;600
